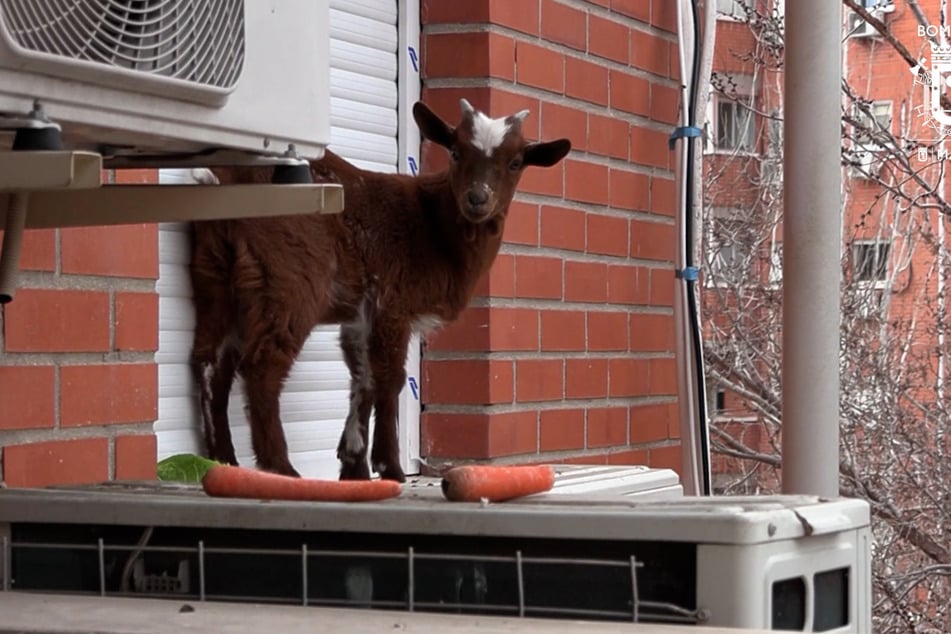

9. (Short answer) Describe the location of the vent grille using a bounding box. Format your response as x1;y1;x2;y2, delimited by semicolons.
0;0;244;90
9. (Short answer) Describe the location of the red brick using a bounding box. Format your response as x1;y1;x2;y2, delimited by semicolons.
608;264;650;305
607;449;650;465
0;229;56;271
503;200;539;246
610;70;650;117
516;41;564;93
565;358;609;398
115;434;158;480
589;15;629;64
631;125;669;170
650;176;676;217
490;308;539;351
630;313;675;352
4;289;110;353
566;56;609;106
564;454;609;465
651;83;681;125
565;261;608;303
423;359;514;405
115;292;159;352
515;255;563;299
540;309;586;351
588;114;629;160
427;306;491;352
61;364;158;426
489;410;538;457
565;160;609;206
519;160;565;197
61;225;158;279
113;169;158;184
649;357;678;395
516;358;564;401
490;0;540;35
649;444;682;475
3;438;109;487
611;0;651;22
587;407;628;447
667;401;681;439
650;0;678;33
630;219;675;261
540;408;585;451
542;103;587;152
650;267;675;306
587;213;629;257
629;403;672;444
421;0;490;24
424;32;515;81
608;357;650;397
478;253;515;298
630;28;669;77
540;205;586;252
0;365;55;430
610;169;651;211
422;411;537;459
541;0;587;50
587;311;629;351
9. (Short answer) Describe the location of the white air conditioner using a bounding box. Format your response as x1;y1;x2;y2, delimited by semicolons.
851;145;884;179
0;0;331;161
0;467;872;632
850;6;891;39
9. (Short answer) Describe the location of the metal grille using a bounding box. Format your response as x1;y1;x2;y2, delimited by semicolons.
0;535;705;625
0;0;244;89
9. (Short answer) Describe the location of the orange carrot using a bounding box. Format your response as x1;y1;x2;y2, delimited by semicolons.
202;465;401;502
441;465;556;502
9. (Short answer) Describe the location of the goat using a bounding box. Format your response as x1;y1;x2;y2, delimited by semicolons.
189;99;571;481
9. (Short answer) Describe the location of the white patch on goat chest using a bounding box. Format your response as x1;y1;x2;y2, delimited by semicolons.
470;112;511;157
412;314;445;334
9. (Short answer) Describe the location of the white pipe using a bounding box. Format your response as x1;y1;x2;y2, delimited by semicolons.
781;0;842;497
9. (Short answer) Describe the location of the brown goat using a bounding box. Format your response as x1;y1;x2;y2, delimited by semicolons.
189;99;571;481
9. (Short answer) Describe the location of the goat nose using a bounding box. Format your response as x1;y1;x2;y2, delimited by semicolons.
467;189;489;206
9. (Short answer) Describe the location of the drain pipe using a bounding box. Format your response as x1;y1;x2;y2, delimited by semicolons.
781;0;842;498
672;0;715;496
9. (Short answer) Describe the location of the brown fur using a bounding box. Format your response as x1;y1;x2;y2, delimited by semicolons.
189;100;570;481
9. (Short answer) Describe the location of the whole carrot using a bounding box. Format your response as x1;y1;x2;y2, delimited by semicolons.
441;465;556;502
202;465;402;502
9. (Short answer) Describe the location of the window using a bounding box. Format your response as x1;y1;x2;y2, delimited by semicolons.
715;99;755;152
849;0;895;37
716;0;748;20
706;208;755;285
851;241;890;284
851;101;891;148
768;243;783;286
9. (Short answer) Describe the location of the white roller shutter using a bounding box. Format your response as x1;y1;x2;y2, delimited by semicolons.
155;0;421;478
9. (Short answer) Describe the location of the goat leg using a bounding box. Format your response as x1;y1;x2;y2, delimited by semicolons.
240;347;301;477
337;312;374;480
368;324;410;483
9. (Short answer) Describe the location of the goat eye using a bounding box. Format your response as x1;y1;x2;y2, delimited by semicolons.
450;148;460;161
508;158;523;171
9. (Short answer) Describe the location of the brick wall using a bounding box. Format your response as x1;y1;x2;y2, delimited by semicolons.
0;169;159;487
419;0;682;473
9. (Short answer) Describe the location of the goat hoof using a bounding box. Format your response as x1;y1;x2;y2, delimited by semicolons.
375;463;406;483
340;461;371;481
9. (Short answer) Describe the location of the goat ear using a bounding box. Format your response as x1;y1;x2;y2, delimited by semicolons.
413;102;454;149
523;139;571;167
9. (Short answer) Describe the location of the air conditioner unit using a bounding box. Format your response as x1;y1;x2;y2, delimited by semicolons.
851;146;884;179
0;1;331;162
850;9;886;39
0;466;872;632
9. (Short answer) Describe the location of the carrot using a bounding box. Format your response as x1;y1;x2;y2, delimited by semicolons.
201;465;401;502
441;465;556;502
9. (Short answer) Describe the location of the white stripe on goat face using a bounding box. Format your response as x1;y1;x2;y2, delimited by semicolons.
470;111;511;157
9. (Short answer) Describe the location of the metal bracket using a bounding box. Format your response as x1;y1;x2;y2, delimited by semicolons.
0;150;343;302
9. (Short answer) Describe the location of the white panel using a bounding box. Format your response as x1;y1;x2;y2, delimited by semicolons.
155;0;421;480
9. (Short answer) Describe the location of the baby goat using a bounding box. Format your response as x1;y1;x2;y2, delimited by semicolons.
190;99;571;481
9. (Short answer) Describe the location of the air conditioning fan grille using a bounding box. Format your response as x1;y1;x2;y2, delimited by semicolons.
0;0;244;91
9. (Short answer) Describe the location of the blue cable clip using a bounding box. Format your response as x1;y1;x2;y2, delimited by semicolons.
676;266;700;282
668;125;702;150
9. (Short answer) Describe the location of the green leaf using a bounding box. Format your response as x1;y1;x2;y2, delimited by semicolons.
156;453;222;483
